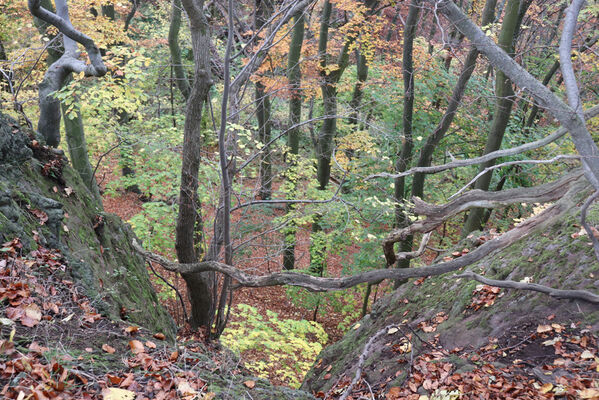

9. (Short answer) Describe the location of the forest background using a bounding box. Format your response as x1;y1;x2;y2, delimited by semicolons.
1;0;598;389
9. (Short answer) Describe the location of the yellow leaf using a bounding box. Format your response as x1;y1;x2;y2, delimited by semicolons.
581;350;595;359
387;327;399;335
540;383;553;393
101;387;136;400
579;388;599;399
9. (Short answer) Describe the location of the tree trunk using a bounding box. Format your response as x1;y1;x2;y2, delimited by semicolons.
462;0;523;236
175;0;215;330
412;0;497;199
255;0;272;200
169;0;191;100
283;11;305;270
393;0;420;288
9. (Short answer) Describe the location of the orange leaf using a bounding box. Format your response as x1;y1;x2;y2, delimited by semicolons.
124;326;139;335
243;380;256;389
129;340;145;354
102;344;116;354
153;333;166;340
145;341;156;349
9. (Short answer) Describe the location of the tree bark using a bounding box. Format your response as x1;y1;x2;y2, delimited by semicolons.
175;0;215;330
462;0;523;236
393;0;421;287
255;0;272;200
169;0;191;100
283;10;305;270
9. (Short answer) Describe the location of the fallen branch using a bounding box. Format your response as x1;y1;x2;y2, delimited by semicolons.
383;171;583;263
338;324;397;400
450;155;580;200
132;187;568;292
454;271;599;304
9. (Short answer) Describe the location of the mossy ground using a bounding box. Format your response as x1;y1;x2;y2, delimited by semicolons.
302;177;599;394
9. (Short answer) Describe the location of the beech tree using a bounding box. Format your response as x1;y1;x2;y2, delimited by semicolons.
134;0;599;333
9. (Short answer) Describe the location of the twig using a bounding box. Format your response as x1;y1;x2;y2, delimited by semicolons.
480;332;535;357
90;140;121;188
146;261;188;323
338;324;396;400
365;105;599;181
580;190;599;262
449;155;580;200
454;271;599;303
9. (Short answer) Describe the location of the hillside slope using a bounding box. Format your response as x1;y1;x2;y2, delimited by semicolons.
302;173;599;398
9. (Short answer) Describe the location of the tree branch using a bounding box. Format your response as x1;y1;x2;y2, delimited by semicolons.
455;271;599;304
132;177;580;292
367;105;599;181
383;171;583;263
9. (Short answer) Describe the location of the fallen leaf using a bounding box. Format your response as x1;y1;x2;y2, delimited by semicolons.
153;333;166;340
177;380;197;395
170;350;179;361
579;388;599;399
101;387;136;400
537;324;552;333
581;350;595;359
145;341;156;349
540;383;553;393
129;340;145;354
124;326;139;335
243;380;256;389
102;344;116;354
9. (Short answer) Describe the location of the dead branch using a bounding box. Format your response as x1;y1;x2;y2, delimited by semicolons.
338;324;397;400
383;171;583;263
450;155;580;199
455;271;599;304
132;177;576;292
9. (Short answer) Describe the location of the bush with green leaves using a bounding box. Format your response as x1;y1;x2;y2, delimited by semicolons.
221;303;328;388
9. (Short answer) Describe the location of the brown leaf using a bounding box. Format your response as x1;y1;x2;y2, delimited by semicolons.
129;340;145;354
124;326;139;335
145;340;156;349
169;350;179;361
102;344;116;354
243;380;256;389
153;332;166;340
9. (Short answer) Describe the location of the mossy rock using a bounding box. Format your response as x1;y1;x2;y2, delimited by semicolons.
0;113;175;339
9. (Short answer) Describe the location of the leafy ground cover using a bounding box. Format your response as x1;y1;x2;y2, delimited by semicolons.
0;238;313;399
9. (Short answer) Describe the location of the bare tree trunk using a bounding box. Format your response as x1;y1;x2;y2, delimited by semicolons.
175;0;215;330
462;0;524;236
393;0;420;288
169;0;191;100
283;10;305;271
255;0;272;200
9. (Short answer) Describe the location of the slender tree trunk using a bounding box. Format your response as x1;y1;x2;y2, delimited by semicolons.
283;10;305;270
462;0;523;236
255;0;272;200
412;0;497;199
175;0;215;330
349;50;368;129
393;0;420;288
169;0;191;100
